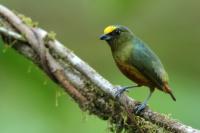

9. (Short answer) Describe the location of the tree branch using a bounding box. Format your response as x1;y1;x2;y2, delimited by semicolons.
0;5;199;133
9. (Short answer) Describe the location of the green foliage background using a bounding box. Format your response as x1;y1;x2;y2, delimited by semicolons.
0;0;200;132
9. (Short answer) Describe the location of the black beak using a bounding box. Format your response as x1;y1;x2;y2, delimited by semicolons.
99;34;111;40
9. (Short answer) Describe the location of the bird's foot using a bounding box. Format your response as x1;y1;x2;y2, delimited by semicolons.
134;103;147;114
114;86;130;98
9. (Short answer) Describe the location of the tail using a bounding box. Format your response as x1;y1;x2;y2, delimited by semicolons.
163;84;176;101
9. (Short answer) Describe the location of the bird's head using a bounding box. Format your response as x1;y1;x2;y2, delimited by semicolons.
100;25;134;45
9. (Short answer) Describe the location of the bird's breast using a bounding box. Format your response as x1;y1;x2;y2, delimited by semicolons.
112;43;153;86
115;60;152;86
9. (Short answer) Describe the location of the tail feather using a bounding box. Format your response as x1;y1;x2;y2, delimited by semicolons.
163;84;176;101
168;91;176;101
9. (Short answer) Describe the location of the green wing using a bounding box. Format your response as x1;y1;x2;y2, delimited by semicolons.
130;37;168;89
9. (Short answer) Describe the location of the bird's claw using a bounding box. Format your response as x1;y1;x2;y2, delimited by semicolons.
114;86;129;98
134;103;146;114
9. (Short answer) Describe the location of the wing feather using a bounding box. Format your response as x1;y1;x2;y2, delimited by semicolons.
129;38;168;89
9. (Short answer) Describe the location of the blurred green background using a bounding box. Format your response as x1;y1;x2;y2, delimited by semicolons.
0;0;200;132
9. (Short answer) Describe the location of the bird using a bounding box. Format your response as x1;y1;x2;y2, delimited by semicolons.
99;25;176;113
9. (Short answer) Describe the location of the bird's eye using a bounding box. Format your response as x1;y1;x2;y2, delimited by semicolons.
115;29;121;35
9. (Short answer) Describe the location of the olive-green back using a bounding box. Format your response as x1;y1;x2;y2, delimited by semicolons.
129;37;169;89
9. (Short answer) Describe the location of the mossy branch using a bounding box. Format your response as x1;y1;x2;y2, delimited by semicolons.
0;5;199;133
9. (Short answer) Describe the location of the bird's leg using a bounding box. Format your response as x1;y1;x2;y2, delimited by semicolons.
134;88;154;114
114;85;140;98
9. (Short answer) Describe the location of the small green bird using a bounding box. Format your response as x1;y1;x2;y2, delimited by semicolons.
100;25;176;113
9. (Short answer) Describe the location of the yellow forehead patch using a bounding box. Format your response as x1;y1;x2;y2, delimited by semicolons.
104;25;117;34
